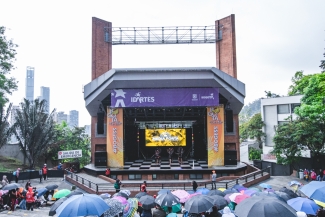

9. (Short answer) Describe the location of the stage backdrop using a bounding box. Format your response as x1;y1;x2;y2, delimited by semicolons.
207;106;224;166
106;107;124;168
145;129;186;146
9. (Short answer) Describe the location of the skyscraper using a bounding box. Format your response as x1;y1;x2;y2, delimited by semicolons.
25;66;34;102
56;111;68;124
40;86;50;113
68;110;79;128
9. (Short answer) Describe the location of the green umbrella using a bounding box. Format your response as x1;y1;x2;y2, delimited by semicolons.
53;189;71;199
162;204;181;213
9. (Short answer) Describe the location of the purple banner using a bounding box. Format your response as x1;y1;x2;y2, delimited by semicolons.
111;88;219;107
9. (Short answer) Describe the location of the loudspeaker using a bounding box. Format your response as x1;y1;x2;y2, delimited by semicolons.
224;150;237;166
94;151;107;167
97;112;104;134
225;109;233;132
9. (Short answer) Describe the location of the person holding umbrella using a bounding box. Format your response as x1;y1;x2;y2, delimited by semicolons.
8;188;17;211
152;204;166;217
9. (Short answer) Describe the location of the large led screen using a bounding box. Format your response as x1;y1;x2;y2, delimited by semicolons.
145;129;186;146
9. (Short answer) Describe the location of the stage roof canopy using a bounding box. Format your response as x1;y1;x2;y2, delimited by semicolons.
84;67;245;116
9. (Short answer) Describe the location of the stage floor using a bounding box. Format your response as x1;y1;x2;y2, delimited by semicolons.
124;159;208;170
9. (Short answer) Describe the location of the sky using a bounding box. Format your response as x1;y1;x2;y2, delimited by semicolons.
1;0;325;127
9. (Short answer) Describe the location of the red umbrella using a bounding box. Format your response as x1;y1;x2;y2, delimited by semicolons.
234;194;250;204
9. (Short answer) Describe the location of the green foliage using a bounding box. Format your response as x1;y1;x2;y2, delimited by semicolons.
249;147;262;160
264;90;280;98
12;98;57;169
47;122;90;168
0;103;12;149
0;26;18;105
239;113;265;147
239;99;261;125
320;52;325;72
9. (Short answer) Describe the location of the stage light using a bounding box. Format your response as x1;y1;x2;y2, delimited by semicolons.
164;125;166;130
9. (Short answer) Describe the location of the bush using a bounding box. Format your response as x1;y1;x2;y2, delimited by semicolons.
249;147;262;160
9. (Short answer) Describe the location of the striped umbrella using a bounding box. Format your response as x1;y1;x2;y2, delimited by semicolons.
123;198;138;217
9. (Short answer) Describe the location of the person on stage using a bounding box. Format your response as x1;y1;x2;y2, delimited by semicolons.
153;148;161;164
167;148;174;164
177;147;184;165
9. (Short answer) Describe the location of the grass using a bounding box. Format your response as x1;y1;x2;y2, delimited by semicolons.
0;155;28;172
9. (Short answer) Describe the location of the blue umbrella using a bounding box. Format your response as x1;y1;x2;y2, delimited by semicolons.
36;187;48;198
55;194;110;217
300;181;325;202
287;197;320;215
224;189;238;194
158;189;171;195
196;188;210;195
289;180;302;187
259;183;272;189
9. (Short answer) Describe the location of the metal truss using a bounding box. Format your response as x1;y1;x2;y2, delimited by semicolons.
104;25;222;45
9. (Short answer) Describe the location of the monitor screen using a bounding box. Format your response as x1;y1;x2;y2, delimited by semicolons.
145;129;186;146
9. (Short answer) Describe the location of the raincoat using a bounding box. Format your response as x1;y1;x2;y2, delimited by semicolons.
222;207;235;217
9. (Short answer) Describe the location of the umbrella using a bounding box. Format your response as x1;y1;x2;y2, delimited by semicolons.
243;189;259;196
155;192;180;207
223;189;238;194
218;188;227;192
45;184;59;191
224;193;234;203
2;183;20;191
287;197;320;215
100;193;111;199
104;198;124;217
263;188;275;193
234;195;297;217
234;194;250;204
253;192;286;203
219;208;238;217
162;204;181;213
180;192;202;203
0;190;8;197
184;194;214;213
49;197;68;216
208;189;226;197
66;190;84;198
275;191;293;202
229;193;242;202
259;183;272;189
299;181;325;202
290;180;302;187
158;189;171;195
123;198;138;217
196;188;210;195
113;196;128;205
36;187;48;198
209;195;228;209
232;184;245;190
248;187;261;192
172;190;190;200
120;189;131;197
135;192;147;199
314;199;325;207
279;187;298;198
55;194;110;217
116;191;129;199
53;189;71;199
139;195;156;210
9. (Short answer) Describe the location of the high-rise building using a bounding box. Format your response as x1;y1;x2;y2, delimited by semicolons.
25;66;34;102
40;86;50;114
84;125;91;137
56;111;68;124
68;110;79;128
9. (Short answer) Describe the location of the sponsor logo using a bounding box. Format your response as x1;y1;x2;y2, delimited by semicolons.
131;92;155;103
152;131;180;142
201;93;214;100
192;94;198;101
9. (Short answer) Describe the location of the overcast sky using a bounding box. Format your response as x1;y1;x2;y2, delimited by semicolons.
1;0;324;127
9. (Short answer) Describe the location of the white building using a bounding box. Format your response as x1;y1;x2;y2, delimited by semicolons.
260;95;310;158
68;110;79;128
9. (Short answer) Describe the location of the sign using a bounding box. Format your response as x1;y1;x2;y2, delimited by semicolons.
111;88;219;108
58;150;82;159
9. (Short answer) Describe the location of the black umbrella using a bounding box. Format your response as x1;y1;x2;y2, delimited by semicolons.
184;194;214;214
135;192;148;199
2;183;20;191
208;189;226;197
279;187;298;198
49;197;67;216
234;195;297;217
45;184;59;191
252;192;286;203
275;191;293;202
139;195;156;210
209;195;228;209
223;189;238;194
155;192;180;207
66;190;84;198
116;191;129;199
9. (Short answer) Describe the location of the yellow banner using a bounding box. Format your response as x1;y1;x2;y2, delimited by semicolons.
107;108;124;168
207;106;224;166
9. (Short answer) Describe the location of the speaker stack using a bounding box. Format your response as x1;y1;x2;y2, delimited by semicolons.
224;150;237;166
94;151;107;167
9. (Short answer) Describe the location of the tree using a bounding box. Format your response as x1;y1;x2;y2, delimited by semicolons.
239;98;261;125
239;113;265;148
320;51;325;72
264;90;280;98
0;103;12;149
47;121;90;168
0;26;18;105
12;98;57;169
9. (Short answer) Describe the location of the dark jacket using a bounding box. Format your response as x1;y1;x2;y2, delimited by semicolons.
142;209;152;217
152;208;166;217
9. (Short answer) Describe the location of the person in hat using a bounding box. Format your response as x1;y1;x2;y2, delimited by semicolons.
211;170;217;189
42;164;48;181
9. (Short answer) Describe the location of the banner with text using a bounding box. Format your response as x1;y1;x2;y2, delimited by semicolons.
207;106;224;166
58;150;82;159
107;108;124;168
111;88;219;107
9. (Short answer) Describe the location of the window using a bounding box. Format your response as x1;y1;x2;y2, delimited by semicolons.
152;174;157;180
111;174;117;180
128;174;142;180
174;174;179;180
291;104;300;113
189;174;203;179
277;104;290;114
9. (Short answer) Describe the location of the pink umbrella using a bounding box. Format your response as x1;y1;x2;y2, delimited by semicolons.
113;195;128;205
229;193;242;202
0;190;8;197
172;190;190;200
234;194;250;204
224;193;234;203
180;192;202;203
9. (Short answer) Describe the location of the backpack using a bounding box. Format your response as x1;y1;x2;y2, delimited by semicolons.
114;182;119;189
13;171;16;176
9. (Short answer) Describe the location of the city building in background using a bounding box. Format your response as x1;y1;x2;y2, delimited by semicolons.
40;86;50;114
84;125;91;137
25;66;35;102
56;111;68;124
68;110;79;128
